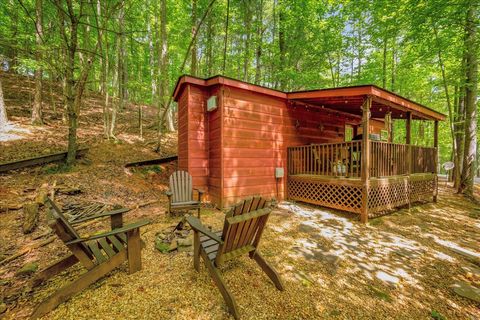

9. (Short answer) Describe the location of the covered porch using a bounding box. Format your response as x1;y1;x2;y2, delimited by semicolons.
285;87;446;222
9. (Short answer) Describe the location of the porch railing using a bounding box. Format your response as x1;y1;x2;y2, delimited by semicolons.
287;141;437;178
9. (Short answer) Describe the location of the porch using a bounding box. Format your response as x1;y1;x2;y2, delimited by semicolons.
285;90;444;222
287;141;437;218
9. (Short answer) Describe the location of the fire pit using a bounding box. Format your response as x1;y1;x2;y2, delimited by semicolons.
155;219;194;253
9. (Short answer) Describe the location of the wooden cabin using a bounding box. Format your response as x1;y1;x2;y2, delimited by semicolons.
173;75;445;222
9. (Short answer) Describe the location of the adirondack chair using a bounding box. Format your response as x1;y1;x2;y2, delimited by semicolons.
186;197;284;319
166;170;203;217
31;197;150;319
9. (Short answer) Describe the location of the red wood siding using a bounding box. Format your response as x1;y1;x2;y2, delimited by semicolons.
207;86;223;206
178;81;385;209
220;87;355;207
177;87;189;172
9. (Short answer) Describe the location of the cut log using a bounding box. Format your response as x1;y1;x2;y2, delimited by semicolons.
0;148;88;173
0;236;55;266
124;154;177;168
35;183;49;206
23;202;39;234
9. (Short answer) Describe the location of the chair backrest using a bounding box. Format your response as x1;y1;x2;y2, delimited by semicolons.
169;171;193;203
45;197;92;259
216;197;271;266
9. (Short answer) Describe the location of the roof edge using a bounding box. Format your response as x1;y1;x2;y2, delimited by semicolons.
172;75;446;121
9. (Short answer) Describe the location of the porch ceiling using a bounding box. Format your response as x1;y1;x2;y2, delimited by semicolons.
287;85;446;121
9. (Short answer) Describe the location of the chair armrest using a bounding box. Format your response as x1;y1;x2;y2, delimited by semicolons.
70;208;130;225
193;188;204;202
186;216;223;244
66;219;151;245
193;188;204;195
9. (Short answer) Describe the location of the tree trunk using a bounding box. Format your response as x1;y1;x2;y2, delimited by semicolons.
254;0;263;85
158;0;173;132
242;0;252;82
0;72;8;130
382;35;387;88
191;0;198;76
96;0;110;139
222;0;230;74
278;1;286;90
65;22;78;165
433;25;457;186
459;3;478;197
118;2;127;111
32;0;43;125
206;13;214;76
454;83;465;188
147;0;157;102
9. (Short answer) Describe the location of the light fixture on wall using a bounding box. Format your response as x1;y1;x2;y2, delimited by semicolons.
318;122;324;132
295;119;300;129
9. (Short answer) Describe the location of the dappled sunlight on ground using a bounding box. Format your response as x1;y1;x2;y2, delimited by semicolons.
0;122;32;142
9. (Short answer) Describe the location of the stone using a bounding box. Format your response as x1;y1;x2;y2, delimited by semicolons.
23;202;39;234
155;239;170;253
156;233;167;240
177;236;193;247
0;303;6;314
452;281;480;303
178;246;192;253
168;240;178;252
16;262;38;276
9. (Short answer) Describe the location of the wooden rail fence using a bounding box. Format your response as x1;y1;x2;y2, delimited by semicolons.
287;142;437;178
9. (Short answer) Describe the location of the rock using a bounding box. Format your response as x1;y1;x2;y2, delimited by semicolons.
23;202;39;234
177;236;193;247
0;303;6;314
155;237;171;253
16;262;38;276
452;281;480;303
156;233;167;240
178;245;192;253
168;240;178;252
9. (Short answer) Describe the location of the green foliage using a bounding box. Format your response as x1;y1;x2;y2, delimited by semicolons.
41;163;73;175
0;0;476;165
368;285;392;302
431;310;446;320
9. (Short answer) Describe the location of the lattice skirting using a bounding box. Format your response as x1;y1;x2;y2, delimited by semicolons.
288;174;436;216
288;176;362;214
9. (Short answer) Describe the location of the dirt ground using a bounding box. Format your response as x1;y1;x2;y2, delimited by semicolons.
0;73;479;319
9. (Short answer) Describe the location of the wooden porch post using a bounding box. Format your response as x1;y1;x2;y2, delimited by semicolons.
406;112;412;209
360;96;371;223
433;120;439;202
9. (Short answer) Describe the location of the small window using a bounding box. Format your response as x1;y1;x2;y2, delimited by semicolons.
345;125;353;142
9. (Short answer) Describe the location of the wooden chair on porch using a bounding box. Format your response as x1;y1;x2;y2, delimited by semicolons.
166;170;203;218
31;197;150;319
186;197;284;320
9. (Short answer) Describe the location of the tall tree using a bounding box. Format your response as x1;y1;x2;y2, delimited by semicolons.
32;0;43;125
191;0;198;76
55;0;98;164
0;69;8;130
459;2;478;197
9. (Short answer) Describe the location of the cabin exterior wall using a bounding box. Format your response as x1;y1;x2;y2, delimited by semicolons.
178;83;381;208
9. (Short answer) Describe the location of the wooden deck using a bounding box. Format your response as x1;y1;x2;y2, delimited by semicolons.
287;141;438;217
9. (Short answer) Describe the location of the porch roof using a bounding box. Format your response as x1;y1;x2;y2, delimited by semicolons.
173;75;446;121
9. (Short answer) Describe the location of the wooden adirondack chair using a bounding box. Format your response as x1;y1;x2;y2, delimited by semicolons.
186;197;284;319
31;197;150;319
166;170;203;217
